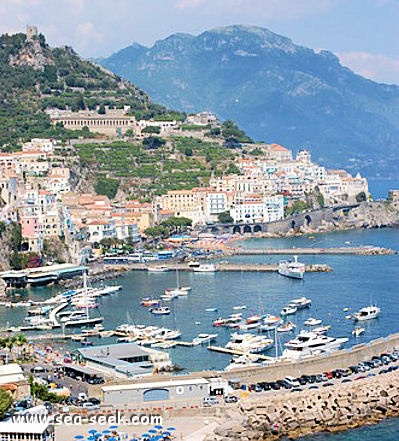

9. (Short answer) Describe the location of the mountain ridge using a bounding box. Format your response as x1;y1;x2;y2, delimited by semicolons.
99;25;399;177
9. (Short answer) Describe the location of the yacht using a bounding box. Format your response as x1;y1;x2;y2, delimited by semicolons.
212;317;227;327
193;263;217;272
312;325;331;335
192;333;218;346
288;297;311;309
233;305;247;310
258;315;283;332
282;331;349;360
353;305;381;321
278;256;305;279
304;317;322;326
225;333;273;354
150;306;171;315
281;306;297;316
224;354;261;371
238;321;261;331
140;298;161;307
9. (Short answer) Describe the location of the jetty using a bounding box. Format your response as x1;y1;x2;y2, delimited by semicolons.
125;262;332;272
231;245;396;255
207;345;275;361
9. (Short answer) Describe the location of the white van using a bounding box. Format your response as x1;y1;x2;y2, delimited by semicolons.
203;396;218;407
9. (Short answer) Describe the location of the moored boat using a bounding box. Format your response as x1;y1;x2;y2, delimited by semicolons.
353;305;381;321
192;333;218;346
304;317;322;326
278;256;305;279
150;306;171;315
277;321;296;333
193;263;217;272
147;266;170;273
288;297;311;309
352;326;365;336
281;306;297;316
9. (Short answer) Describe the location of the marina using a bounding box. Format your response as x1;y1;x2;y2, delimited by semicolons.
0;228;398;374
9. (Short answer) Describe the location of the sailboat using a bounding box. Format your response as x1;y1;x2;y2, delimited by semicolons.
164;270;191;296
62;272;104;327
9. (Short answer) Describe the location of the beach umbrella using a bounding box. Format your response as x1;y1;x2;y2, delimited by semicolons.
102;430;111;434
148;429;157;433
87;437;95;441
109;425;118;430
162;431;171;437
166;427;176;431
75;436;84;440
88;429;98;434
154;426;163;430
94;434;102;438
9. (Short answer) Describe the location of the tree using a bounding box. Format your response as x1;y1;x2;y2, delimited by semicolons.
356;191;367;202
98;104;106;115
161;216;192;233
144;226;169;239
217;211;233;223
142;136;166;150
0;389;12;418
142;126;161;134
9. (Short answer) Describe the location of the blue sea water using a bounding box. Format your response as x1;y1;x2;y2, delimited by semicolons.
3;228;399;439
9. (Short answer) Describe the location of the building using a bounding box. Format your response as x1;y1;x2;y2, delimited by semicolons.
74;342;172;378
230;195;284;224
102;378;210;405
0;422;54;441
46;108;136;137
0;364;30;400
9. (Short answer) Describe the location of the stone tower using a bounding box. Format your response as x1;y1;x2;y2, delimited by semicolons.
26;25;38;41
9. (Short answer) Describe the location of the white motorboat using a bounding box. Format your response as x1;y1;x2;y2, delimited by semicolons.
281;306;297;316
187;260;200;268
193;263;217;272
160;291;179;301
277;321;296;333
233;305;247;310
304;317;322;326
150;306;171;315
192;333;218;346
224;354;261;371
96;285;122;296
60;311;87;323
353;305;381;321
155;328;181;340
238;321;261;331
147;266;170;273
225;333;273;354
283;330;349;360
352;326;365;336
262;314;283;326
288;297;312;309
278;256;305;279
312;325;331;335
151;341;177;349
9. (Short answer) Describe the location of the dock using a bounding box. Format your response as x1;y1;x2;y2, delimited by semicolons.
127;262;332;272
207;345;275;361
231;246;396;256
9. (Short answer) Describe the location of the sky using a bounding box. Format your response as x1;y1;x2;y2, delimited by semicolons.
1;0;398;84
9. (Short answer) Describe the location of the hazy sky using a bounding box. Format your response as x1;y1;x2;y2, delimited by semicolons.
1;0;398;84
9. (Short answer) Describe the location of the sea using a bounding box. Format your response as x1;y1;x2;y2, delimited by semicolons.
3;227;399;440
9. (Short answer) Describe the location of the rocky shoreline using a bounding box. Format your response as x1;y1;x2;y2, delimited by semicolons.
205;372;399;441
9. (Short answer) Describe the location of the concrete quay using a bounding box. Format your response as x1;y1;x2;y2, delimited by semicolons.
130;262;332;273
231;245;396;255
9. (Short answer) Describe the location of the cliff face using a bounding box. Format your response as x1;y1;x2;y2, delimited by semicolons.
206;372;399;441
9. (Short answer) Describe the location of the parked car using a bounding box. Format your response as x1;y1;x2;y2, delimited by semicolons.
30;366;48;374
283;376;300;388
224;395;239;403
88;397;101;405
82;402;99;410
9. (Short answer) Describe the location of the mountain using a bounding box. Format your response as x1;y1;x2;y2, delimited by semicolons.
0;31;175;148
100;25;399;177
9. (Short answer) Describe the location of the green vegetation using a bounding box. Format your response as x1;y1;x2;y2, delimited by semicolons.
142;126;161;134
0;389;12;417
285;200;310;216
94;177;120;199
217;211;233;223
0;32;184;149
221;120;252;144
29;376;62;403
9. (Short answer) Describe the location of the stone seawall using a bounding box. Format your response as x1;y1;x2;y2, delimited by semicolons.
206;372;399;441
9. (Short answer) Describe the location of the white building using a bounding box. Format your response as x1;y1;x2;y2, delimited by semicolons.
230;195;284;224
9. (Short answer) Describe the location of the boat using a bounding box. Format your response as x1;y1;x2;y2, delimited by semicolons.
150;306;171;315
187;260;200;268
233;305;247;310
140;298;161;307
165;270;191;296
96;285;122;296
212;317;227;327
262;314;283;326
160;291;179;301
282;330;349;360
225;333;273;354
312;325;331;335
278;256;305;279
192;333;218;346
155;328;181;340
147;266;170;273
246;314;261;324
353;305;381;321
352;326;365;336
277;321;296;333
238;321;261;331
151;341;177;349
281;306;297;316
227;313;243;323
288;297;312;309
206;307;218;312
224;354;261;371
81;339;93;346
304;317;322;326
193;263;217;272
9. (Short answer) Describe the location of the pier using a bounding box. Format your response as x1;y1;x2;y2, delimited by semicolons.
126;262;332;272
230;245;396;255
207;345;275;361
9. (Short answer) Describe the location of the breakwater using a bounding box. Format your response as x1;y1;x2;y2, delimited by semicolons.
206;372;399;441
231;246;396;255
